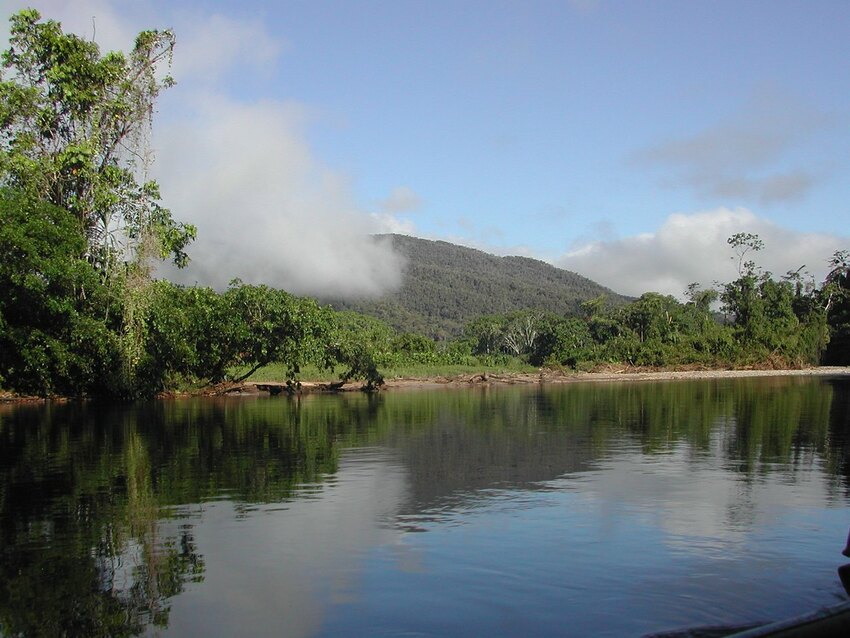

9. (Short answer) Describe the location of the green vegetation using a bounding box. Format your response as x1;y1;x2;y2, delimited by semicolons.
0;9;194;272
823;250;850;365
0;9;848;399
329;233;631;339
0;9;193;397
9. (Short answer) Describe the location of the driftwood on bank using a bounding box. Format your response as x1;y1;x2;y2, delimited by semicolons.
205;367;850;398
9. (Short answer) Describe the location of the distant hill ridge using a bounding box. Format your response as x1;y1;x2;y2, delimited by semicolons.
328;234;629;339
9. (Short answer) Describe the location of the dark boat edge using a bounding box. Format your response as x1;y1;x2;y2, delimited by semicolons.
644;601;850;638
724;601;850;638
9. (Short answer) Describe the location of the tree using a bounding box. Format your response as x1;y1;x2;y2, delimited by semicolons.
619;293;682;344
0;9;198;396
684;282;718;315
391;332;437;364
464;315;505;356
223;283;335;384
682;284;733;364
728;232;764;277
531;314;594;367
0;188;121;395
0;9;194;276
721;233;767;344
721;234;827;366
324;311;393;390
501;310;543;357
823;250;850;364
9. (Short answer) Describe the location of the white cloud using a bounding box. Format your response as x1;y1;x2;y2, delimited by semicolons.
369;211;417;236
153;11;407;298
0;0;139;53
377;185;422;213
159;11;407;298
557;208;848;298
170;12;282;85
154;93;405;298
634;90;830;205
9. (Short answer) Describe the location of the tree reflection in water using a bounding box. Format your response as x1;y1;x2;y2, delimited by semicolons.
0;376;848;636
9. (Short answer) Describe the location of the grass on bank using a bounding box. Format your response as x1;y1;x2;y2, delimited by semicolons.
231;358;537;384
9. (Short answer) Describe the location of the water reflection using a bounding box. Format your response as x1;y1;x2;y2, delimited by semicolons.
162;448;408;638
0;377;849;637
0;405;206;637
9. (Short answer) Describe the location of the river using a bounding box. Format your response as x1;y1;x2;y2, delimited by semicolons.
1;376;849;637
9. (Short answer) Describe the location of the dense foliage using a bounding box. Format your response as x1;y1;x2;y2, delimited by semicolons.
0;9;195;272
0;189;122;395
0;9;847;399
823;250;850;365
455;236;844;371
0;9;195;397
452;231;849;370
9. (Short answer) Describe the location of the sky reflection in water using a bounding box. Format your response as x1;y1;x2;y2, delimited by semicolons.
1;377;849;637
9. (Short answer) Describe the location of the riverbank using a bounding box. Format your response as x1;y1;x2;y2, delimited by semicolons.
4;366;849;402
223;366;850;396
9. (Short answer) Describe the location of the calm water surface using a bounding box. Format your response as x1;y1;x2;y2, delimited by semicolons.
2;377;850;637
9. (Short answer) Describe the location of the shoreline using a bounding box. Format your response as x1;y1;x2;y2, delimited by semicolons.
3;367;849;403
230;366;850;396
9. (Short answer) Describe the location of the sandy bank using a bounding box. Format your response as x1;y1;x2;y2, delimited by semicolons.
4;367;848;402
228;366;850;396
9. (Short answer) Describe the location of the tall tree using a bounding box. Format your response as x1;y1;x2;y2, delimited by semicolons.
0;8;194;276
0;9;197;395
721;234;828;366
823;250;850;364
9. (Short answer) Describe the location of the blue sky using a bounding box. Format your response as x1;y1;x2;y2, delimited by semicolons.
2;0;848;298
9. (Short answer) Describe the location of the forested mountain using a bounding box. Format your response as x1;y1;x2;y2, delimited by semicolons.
328;234;630;338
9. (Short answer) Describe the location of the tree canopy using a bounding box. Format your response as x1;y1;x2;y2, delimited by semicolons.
0;8;194;275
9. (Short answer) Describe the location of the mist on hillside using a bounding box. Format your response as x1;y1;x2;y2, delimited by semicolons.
153;96;406;299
